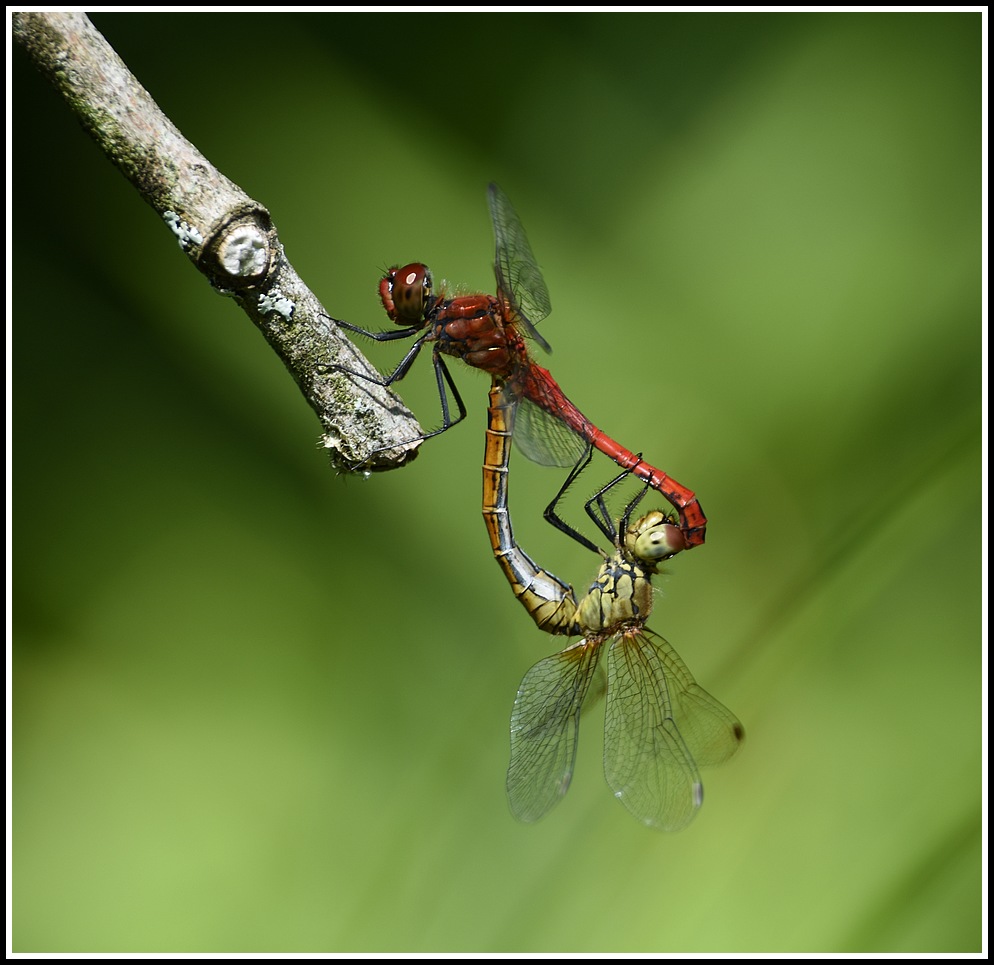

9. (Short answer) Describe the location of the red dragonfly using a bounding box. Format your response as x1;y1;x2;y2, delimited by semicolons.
333;184;707;549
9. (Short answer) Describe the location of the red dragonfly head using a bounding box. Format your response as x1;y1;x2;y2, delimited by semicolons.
380;263;435;328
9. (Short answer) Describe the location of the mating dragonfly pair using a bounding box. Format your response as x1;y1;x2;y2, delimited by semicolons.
330;184;742;829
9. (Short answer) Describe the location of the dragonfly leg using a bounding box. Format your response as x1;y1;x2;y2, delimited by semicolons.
320;313;470;468
581;464;650;546
616;479;653;535
542;445;604;556
429;346;468;439
341;349;468;470
321;322;430;388
585;464;655;541
328;315;426;344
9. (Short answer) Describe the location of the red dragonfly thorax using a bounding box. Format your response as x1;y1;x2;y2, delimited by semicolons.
380;263;529;379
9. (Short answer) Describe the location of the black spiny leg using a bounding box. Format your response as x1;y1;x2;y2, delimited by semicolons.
542;445;604;556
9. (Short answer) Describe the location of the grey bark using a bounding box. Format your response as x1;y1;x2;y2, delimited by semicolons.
13;11;422;473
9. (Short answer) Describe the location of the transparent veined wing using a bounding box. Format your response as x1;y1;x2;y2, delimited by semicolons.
604;627;742;831
489;182;553;351
507;639;603;823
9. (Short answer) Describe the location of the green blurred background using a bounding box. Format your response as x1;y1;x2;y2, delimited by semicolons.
13;11;982;953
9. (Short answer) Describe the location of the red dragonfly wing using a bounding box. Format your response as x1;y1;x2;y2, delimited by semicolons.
488;182;553;353
604;627;744;831
513;396;589;468
506;638;603;823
